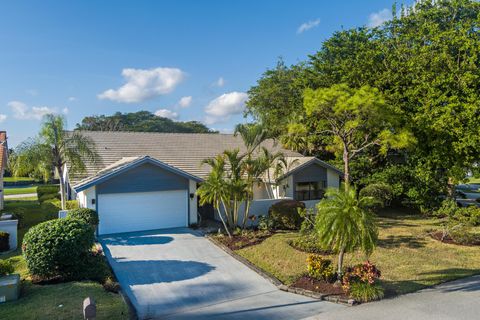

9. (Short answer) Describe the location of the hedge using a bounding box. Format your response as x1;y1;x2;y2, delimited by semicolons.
22;218;95;280
268;199;305;230
37;185;60;203
68;208;99;227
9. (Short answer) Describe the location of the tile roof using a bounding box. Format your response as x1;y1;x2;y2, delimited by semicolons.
0;131;7;171
69;131;304;185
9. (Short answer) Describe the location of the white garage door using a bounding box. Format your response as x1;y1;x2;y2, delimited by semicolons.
97;190;188;235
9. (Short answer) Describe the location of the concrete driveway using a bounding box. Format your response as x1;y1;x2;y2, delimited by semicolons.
306;275;480;320
100;228;343;319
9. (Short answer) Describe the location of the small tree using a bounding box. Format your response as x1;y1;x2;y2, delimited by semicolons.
13;114;98;209
315;187;379;278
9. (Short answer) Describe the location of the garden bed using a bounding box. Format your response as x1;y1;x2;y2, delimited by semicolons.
211;230;273;250
429;230;480;246
291;275;346;298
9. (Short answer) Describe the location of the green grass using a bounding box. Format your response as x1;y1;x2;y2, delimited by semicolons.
3;177;36;183
469;177;480;184
237;207;480;295
0;200;130;319
4;186;38;196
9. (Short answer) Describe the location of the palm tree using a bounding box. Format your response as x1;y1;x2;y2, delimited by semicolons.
12;114;98;209
315;187;379;278
197;155;232;237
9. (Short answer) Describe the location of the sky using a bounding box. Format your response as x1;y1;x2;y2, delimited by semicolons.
0;0;412;147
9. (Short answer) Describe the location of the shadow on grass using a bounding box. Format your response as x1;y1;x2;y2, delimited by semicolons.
382;268;480;296
378;234;427;249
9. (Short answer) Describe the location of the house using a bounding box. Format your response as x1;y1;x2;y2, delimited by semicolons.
66;131;342;235
0;131;8;210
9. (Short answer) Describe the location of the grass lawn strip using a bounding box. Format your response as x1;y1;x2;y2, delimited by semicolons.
0;199;130;319
4;186;37;196
236;208;480;296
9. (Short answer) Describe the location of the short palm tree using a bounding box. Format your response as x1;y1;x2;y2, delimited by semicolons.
315;187;379;278
13;114;98;209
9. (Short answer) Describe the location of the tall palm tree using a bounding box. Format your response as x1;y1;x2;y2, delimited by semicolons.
197;155;232;237
13;114;98;209
315;187;379;278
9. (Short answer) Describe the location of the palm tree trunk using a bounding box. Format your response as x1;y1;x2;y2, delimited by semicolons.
242;198;251;229
336;246;346;285
57;166;66;210
343;148;350;190
216;200;231;238
221;199;233;230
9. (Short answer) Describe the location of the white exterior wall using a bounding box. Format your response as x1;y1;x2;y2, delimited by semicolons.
189;179;198;225
327;168;340;188
77;186;96;210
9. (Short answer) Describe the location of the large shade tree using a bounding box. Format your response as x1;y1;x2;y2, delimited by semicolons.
13;114;98;209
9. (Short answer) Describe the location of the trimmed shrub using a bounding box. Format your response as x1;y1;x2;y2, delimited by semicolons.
359;183;393;208
22;218;95;280
68;208;99;227
306;254;335;282
37;185;60;203
0;232;10;252
349;281;384;302
288;233;330;254
0;260;14;277
51;199;79;210
257;215;275;231
268;200;305;230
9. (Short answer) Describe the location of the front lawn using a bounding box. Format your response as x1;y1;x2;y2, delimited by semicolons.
4;186;37;196
0;200;130;319
236;207;480;295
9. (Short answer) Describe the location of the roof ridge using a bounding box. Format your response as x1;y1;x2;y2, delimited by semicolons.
73;130;234;136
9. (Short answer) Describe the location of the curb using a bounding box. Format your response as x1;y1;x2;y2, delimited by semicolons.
206;235;355;306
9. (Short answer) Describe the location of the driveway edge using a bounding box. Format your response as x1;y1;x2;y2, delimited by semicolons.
206;235;354;306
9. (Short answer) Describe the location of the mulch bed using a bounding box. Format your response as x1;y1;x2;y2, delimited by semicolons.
291;275;347;298
215;232;273;250
429;231;480;246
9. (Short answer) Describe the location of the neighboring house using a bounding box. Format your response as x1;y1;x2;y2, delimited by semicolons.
65;131;342;235
0;131;8;210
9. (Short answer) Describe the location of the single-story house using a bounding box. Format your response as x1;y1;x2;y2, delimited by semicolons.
0;131;8;210
65;131;342;235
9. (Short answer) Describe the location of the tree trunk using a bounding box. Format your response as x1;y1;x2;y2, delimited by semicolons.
57;166;66;210
221;199;233;232
216;200;232;238
335;246;346;286
343;149;350;190
242;198;251;229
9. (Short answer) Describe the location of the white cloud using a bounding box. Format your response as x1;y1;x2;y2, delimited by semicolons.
8;101;64;120
368;9;391;28
98;67;186;103
213;77;225;87
68;96;76;102
0;114;6;123
204;91;248;125
178;96;192;108
62;107;69;115
154;108;179;120
297;19;320;34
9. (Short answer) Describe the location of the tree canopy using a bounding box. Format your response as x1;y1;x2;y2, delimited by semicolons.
246;0;480;208
76;110;216;133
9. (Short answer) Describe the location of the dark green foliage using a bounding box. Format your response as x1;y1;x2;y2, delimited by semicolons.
349;281;385;302
0;231;9;252
359;183;393;208
22;218;95;280
268;200;305;230
76;110;216;133
37;185;60;203
0;260;14;277
306;254;335;283
68;208;99;226
257;215;275;231
103;276;121;293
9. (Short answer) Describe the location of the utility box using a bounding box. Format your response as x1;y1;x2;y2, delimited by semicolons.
83;296;96;319
0;274;20;303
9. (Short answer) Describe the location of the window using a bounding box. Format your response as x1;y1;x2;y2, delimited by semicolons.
295;181;326;201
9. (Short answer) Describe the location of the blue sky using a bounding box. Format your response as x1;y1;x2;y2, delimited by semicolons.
0;0;411;147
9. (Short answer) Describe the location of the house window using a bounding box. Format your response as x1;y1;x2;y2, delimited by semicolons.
295;181;326;201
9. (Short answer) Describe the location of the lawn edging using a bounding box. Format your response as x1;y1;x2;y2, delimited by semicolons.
206;234;355;306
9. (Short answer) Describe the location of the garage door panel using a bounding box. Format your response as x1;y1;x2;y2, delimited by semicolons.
98;190;187;235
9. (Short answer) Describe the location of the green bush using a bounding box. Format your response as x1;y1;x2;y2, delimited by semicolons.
68;208;99;226
288;233;330;254
103;276;121;293
268;200;305;230
0;232;9;252
306;254;335;282
349;281;384;302
0;260;14;277
22;218;95;280
50;199;79;210
37;185;60;203
359;183;393;208
257;215;275;231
